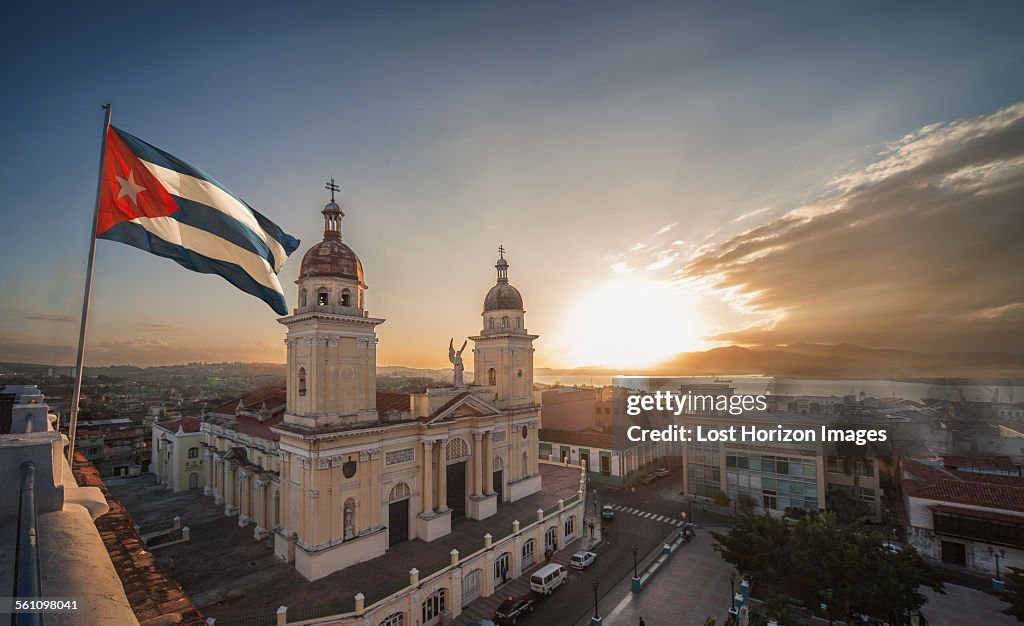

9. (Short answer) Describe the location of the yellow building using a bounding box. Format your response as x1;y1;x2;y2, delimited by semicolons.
152;416;204;492
203;194;543;581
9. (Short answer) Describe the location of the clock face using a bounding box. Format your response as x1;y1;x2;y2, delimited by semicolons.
521;425;528;439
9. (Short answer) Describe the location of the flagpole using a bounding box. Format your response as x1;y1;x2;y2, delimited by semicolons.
67;103;111;463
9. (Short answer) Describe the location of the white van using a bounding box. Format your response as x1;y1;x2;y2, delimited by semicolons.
530;563;567;595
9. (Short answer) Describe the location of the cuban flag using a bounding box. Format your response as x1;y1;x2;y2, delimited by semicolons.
97;126;299;314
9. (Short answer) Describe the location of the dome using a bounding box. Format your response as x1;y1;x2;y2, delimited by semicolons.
484;282;523;311
299;237;364;282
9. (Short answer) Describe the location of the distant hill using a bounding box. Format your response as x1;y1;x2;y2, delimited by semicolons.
6;342;1023;382
539;343;1024;378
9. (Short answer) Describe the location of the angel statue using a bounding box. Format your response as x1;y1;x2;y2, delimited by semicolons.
449;338;468;388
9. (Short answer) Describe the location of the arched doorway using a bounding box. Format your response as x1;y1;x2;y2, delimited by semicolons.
388;482;411;546
446;437;471;519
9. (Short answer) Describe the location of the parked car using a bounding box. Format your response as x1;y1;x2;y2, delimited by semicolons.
494;595;535;625
530;563;568;595
601;504;615;519
881;541;904;554
638;474;658;485
652;468;670;478
569;551;597;569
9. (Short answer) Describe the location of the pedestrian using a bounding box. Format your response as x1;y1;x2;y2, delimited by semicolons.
639;617;645;626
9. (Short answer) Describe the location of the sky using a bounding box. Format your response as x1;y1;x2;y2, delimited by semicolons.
1;1;1023;370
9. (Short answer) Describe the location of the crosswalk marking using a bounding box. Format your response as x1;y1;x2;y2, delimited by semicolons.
602;503;688;527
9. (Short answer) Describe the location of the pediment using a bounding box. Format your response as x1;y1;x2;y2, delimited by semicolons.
426;392;502;424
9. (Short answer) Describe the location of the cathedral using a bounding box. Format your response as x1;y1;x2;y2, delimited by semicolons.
200;191;542;581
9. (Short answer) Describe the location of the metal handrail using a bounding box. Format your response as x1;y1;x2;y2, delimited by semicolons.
13;461;43;626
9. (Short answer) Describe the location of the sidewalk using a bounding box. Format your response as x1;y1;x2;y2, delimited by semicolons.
575;526;734;626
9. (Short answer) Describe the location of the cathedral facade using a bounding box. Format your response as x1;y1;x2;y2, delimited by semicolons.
202;193;542;581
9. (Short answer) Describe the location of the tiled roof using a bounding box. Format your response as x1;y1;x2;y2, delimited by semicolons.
208;386;286;416
941;455;1018;472
155;416;202;434
377;392;411;414
906;478;1024;512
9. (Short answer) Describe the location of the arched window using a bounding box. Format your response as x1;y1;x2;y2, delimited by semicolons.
564;515;576;538
446;437;471;461
188;447;199;459
494;551;510;582
521;539;536;565
488;318;494;329
317;287;329;306
379;614;405;626
516;317;521;328
389;482;411;502
488;368;496;386
343;498;356;540
340;288;353;307
298;368;307;397
421;589;447;623
299;288;307;307
502;316;509;328
545;526;557;551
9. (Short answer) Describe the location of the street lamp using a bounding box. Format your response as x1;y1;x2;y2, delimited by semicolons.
592;578;600;621
632;544;639;579
989;547;1007;580
729;573;736;599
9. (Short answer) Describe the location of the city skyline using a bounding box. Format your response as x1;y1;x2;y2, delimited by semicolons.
3;1;1024;369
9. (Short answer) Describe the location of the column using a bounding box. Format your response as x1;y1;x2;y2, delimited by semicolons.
472;433;483;497
368;451;381;528
437;442;448;511
213;457;224;503
254;478;268;537
484;431;495;494
203;450;214;496
422;440;434;514
238;470;251;525
530;424;539;474
223;463;235;515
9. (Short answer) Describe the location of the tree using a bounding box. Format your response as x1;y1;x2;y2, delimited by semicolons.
714;490;731;507
825;488;871;525
992;566;1024;620
712;512;948;623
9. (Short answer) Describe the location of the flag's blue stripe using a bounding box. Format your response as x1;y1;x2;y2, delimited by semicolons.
168;197;278;271
98;221;289;315
251;206;300;256
112;126;298;255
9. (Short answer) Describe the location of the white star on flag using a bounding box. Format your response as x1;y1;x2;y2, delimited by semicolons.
116;169;147;204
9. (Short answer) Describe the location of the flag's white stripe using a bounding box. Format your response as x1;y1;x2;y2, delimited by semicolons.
131;216;284;294
139;160;289;271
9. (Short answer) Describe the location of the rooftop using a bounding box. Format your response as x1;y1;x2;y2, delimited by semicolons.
107;463;582;622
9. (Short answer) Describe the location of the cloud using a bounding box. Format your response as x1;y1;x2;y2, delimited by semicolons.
136;323;182;331
24;313;75;322
732;207;772;223
686;102;1024;353
655;222;678;235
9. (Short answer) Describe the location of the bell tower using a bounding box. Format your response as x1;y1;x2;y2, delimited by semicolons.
280;179;384;429
470;247;538;408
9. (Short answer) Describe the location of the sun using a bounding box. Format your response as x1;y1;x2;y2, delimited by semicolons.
559;278;706;369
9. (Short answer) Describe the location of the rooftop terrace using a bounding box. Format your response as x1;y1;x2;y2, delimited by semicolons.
107;462;583;623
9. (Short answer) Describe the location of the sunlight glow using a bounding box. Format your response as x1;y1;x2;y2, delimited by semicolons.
560;279;706;369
